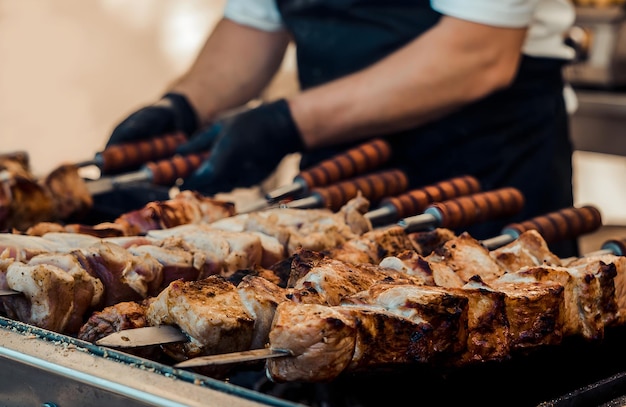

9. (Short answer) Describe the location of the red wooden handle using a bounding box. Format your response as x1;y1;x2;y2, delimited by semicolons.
146;152;209;186
314;169;408;211
99;132;187;173
502;205;602;243
427;187;525;229
380;175;481;219
297;138;392;190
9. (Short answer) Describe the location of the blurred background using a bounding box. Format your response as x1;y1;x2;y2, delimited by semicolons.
1;0;626;251
0;0;298;177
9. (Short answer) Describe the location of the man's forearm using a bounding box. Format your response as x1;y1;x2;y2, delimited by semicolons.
290;16;528;149
171;18;290;126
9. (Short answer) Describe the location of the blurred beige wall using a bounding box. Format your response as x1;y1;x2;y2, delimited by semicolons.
0;0;297;177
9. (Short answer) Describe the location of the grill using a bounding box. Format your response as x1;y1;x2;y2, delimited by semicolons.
4;312;626;407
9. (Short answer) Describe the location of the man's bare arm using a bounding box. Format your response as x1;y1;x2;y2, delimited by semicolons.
290;16;528;148
171;18;290;126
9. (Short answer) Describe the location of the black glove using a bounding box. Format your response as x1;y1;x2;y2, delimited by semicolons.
106;92;199;148
176;99;304;195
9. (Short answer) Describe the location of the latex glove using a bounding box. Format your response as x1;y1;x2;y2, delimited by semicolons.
106;92;199;148
176;99;303;196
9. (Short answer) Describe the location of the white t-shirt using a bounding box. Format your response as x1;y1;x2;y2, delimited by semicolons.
224;0;576;60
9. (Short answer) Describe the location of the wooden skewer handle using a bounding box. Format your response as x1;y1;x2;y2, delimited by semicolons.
297;138;392;190
98;132;187;173
146;152;209;186
426;187;525;230
314;169;408;211
502;205;602;243
380;175;481;219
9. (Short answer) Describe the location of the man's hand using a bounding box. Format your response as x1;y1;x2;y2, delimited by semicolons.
106;93;199;148
176;99;303;196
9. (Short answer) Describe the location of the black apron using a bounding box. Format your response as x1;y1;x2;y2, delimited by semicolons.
276;0;577;257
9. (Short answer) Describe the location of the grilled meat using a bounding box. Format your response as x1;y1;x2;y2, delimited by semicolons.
497;265;605;340
25;190;236;238
326;225;418;265
407;227;457;256
490;229;563;272
78;300;150;343
486;276;565;351
147;276;256;358
343;283;469;357
565;255;623;325
266;301;435;383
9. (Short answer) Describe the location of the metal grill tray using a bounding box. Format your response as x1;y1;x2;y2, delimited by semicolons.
0;317;301;407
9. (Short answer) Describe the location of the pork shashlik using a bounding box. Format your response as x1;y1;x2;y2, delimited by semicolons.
0;195;410;334
74;228;626;384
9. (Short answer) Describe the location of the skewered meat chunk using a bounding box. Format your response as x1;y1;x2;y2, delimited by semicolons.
266;301;435;383
2;176;56;232
163;223;286;269
379;250;437;286
44;164;93;221
487;276;565;351
490;229;563;272
25;190;236;238
237;275;289;349
116;191;235;236
148;227;264;278
0;233;66;261
430;232;505;283
327;225;418;265
73;241;163;307
78;300;150;343
380;248;468;289
3;262;75;332
0;160;94;232
564;256;621;326
497;264;609;340
286;250;421;306
0;252;104;334
456;278;510;364
267;302;357;382
344;280;511;365
212;194;371;257
407;228;457;256
125;243;203;288
147;276;255;358
343;283;469;357
26;253;104;333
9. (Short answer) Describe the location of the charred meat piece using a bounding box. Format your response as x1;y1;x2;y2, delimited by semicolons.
77;300;150;343
561;256;620;328
498;264;607;341
73;241;163;307
148;227;264;279
147;276;255;359
287;249;421;306
26;253;103;334
343;283;469;357
431;232;505;283
490;229;563;272
487;276;565;352
3;262;75;332
327;225;418;265
266;301;435;383
25;190;236;238
407;228;457;256
237;275;290;349
43;164;93;222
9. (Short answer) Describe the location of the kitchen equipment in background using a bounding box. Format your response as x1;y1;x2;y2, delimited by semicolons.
564;3;626;88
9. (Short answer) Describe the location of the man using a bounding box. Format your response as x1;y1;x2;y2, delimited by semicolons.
106;0;579;257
